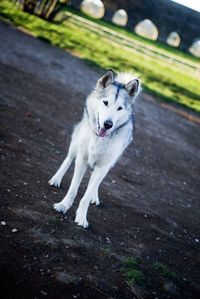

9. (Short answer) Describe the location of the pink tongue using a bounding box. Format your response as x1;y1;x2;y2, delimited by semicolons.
98;128;107;137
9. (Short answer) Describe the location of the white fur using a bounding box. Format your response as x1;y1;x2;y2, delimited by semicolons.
49;71;141;228
115;72;142;97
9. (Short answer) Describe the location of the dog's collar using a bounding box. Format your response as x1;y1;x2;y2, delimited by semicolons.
113;117;133;135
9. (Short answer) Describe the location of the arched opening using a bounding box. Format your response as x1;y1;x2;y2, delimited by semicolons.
189;39;200;57
80;0;105;19
166;32;181;47
112;9;128;27
134;19;158;40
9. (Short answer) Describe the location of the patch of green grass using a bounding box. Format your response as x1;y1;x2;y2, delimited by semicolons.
153;262;176;280
125;269;145;286
49;215;58;223
0;1;200;113
102;248;112;255
123;257;138;268
123;257;145;286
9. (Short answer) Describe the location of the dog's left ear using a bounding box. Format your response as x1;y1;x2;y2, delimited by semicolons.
125;79;140;98
97;70;114;89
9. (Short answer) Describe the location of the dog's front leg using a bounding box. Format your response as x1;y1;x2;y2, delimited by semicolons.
49;143;75;188
75;164;111;228
53;155;87;214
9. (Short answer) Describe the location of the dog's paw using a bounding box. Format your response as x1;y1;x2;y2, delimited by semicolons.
49;176;62;188
53;202;68;214
75;210;89;228
91;197;100;206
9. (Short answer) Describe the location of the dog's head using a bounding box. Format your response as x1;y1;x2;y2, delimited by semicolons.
91;70;141;137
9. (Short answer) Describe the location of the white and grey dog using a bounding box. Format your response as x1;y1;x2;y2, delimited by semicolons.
49;70;141;228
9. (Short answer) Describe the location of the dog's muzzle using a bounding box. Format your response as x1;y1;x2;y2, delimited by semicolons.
104;120;113;130
98;120;113;137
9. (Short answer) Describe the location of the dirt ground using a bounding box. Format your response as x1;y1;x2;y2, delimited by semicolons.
0;20;200;298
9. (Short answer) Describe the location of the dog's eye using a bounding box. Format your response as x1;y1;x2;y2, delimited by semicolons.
103;100;108;106
117;106;123;111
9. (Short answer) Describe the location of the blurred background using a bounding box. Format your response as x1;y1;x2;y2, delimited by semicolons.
1;0;200;113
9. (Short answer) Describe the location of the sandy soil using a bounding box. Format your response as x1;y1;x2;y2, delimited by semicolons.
0;20;200;298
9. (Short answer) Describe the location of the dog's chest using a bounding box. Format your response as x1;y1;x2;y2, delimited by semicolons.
87;137;108;168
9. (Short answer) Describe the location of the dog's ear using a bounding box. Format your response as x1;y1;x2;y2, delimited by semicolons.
125;79;140;98
97;70;114;89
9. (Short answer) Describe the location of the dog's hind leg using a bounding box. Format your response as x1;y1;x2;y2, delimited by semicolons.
53;155;87;214
48;143;75;188
75;164;111;228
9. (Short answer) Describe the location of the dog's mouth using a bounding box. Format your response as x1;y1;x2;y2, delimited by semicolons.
98;128;107;137
97;113;114;137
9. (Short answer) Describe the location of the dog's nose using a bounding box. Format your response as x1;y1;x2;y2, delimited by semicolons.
104;120;113;130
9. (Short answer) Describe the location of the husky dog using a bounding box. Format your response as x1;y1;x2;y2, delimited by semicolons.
49;70;141;228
